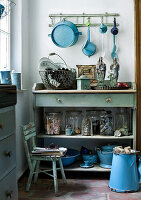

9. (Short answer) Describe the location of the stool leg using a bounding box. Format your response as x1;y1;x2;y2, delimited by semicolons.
58;157;67;184
34;160;40;183
26;160;36;192
52;159;58;196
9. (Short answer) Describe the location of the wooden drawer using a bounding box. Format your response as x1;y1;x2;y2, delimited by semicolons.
0;169;18;200
0;107;15;140
0;135;16;180
36;93;135;108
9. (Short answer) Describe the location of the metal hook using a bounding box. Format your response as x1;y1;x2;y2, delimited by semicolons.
101;16;103;24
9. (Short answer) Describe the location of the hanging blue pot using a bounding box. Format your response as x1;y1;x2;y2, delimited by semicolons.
109;153;139;192
48;20;82;48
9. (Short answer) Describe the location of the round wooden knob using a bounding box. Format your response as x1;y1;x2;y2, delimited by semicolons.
105;97;112;103
6;191;13;198
5;151;12;157
0;123;4;129
56;98;62;103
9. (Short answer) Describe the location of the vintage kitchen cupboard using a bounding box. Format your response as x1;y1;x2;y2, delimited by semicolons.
32;83;136;172
0;85;17;200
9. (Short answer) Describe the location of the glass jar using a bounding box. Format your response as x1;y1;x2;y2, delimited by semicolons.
45;113;61;135
87;111;100;135
100;111;113;136
81;115;91;136
65;111;82;134
115;108;129;136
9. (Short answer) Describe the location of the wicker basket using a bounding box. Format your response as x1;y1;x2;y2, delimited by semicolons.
39;68;76;90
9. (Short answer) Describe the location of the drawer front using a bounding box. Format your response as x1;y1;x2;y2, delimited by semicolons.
36;93;135;107
0;107;15;140
0;169;18;200
0;135;16;180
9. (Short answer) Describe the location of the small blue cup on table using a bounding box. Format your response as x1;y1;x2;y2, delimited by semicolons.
0;70;11;84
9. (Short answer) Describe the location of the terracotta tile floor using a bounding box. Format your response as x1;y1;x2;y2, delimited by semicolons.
18;171;141;200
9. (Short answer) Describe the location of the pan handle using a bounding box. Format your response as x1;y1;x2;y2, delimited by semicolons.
75;32;82;36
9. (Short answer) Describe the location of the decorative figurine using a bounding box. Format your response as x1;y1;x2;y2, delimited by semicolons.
109;57;120;87
95;57;106;88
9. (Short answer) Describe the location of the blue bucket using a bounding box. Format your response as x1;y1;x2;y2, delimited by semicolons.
138;155;141;182
97;145;117;168
0;71;11;84
109;153;139;192
11;72;21;90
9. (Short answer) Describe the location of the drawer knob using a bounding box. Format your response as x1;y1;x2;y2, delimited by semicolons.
56;98;62;103
5;151;12;157
6;191;13;198
106;97;112;103
0;123;4;129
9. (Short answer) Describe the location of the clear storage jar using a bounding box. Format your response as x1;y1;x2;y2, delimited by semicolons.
65;111;82;134
100;111;113;136
81;115;91;136
115;108;129;136
45;113;61;135
87;111;100;135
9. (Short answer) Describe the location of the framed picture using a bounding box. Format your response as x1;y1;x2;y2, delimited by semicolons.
76;65;97;86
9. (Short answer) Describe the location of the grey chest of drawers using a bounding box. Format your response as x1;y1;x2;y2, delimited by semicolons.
0;85;17;200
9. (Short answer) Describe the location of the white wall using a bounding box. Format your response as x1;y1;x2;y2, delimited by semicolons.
11;0;30;178
28;0;135;86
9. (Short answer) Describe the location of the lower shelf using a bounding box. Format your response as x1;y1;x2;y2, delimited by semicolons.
41;161;111;172
63;161;111;172
38;134;134;139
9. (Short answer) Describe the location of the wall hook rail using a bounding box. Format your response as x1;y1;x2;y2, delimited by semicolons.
49;12;120;27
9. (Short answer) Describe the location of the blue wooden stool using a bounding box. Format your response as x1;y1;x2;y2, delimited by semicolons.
21;122;67;196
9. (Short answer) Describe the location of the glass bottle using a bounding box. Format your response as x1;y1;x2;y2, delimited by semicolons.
81;113;91;136
65;111;82;134
87;111;100;135
115;108;129;136
45;113;61;135
100;111;113;136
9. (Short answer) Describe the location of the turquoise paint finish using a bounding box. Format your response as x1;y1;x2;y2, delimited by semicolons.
35;93;135;108
109;154;139;192
0;134;16;181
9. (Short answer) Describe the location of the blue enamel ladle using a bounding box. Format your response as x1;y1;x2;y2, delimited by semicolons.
111;35;118;59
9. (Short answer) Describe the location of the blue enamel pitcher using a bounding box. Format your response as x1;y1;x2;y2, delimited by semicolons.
109;153;139;192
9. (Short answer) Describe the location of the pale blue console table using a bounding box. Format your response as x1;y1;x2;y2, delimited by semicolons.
32;83;136;172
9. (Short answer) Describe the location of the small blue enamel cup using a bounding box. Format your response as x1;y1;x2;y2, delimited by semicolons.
11;72;21;90
0;70;11;84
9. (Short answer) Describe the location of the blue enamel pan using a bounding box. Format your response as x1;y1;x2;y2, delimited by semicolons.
82;26;96;57
48;20;82;48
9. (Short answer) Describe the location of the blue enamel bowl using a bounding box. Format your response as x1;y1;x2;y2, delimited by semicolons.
61;149;80;167
82;154;98;164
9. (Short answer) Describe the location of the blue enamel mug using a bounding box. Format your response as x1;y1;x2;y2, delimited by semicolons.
0;70;11;84
11;72;21;90
65;128;73;136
